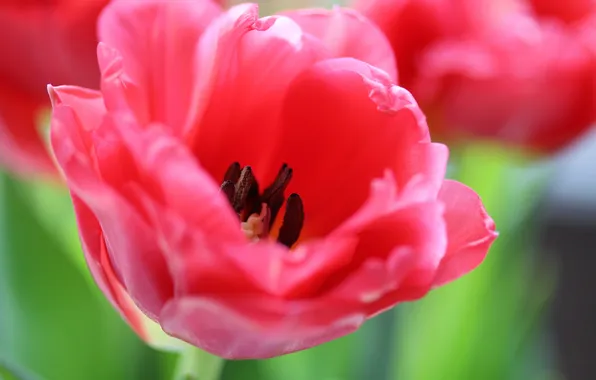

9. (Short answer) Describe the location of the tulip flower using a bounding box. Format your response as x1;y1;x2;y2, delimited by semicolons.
0;0;109;176
48;0;496;359
357;0;596;152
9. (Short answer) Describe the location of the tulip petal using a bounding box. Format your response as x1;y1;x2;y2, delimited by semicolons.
328;254;413;306
50;99;174;321
183;3;263;136
0;85;54;175
325;247;431;318
433;180;497;286
223;237;358;298
328;200;447;306
0;1;103;91
72;194;189;351
101;113;243;243
48;85;141;193
70;195;148;340
282;7;398;81
124;184;257;297
416;14;596;151
160;296;365;359
273;57;430;238
528;0;595;23
97;0;222;133
0;0;105;177
397;142;449;202
48;85;106;130
190;7;328;183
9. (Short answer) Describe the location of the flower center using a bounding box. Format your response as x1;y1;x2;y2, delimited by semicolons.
219;162;304;248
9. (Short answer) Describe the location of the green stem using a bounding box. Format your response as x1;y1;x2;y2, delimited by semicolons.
173;348;225;380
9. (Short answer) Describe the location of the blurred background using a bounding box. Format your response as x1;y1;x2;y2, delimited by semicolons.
1;0;595;379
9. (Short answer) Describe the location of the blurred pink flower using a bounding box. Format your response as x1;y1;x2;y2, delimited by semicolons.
48;0;496;359
357;0;596;152
0;0;108;176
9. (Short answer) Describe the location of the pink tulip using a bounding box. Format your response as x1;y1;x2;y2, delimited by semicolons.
357;0;596;152
48;1;496;359
0;0;109;176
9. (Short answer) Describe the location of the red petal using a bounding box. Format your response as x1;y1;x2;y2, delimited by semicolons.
529;0;595;23
160;296;364;359
48;84;139;193
433;180;497;286
97;0;222;133
396;142;449;203
48;85;106;131
327;248;416;305
282;7;398;81
0;0;106;176
72;195;186;352
416;13;595;151
272;58;430;238
0;84;54;176
101;112;243;243
0;2;102;92
326;199;447;305
124;181;254;297
223;237;358;298
189;6;328;183
50;99;173;321
70;195;148;340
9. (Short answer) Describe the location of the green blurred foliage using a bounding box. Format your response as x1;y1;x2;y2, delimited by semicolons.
21;179;89;284
0;173;165;380
223;327;360;380
0;358;42;380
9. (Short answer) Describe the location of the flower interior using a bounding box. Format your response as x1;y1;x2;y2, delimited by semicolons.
220;162;304;247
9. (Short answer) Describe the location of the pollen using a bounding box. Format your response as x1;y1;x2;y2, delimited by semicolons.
220;162;304;248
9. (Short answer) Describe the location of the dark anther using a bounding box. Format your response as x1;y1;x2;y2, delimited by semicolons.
262;164;293;201
220;180;236;204
232;166;258;214
224;162;242;183
277;194;304;248
261;164;293;226
260;205;271;238
243;182;261;222
266;192;286;230
220;162;304;246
